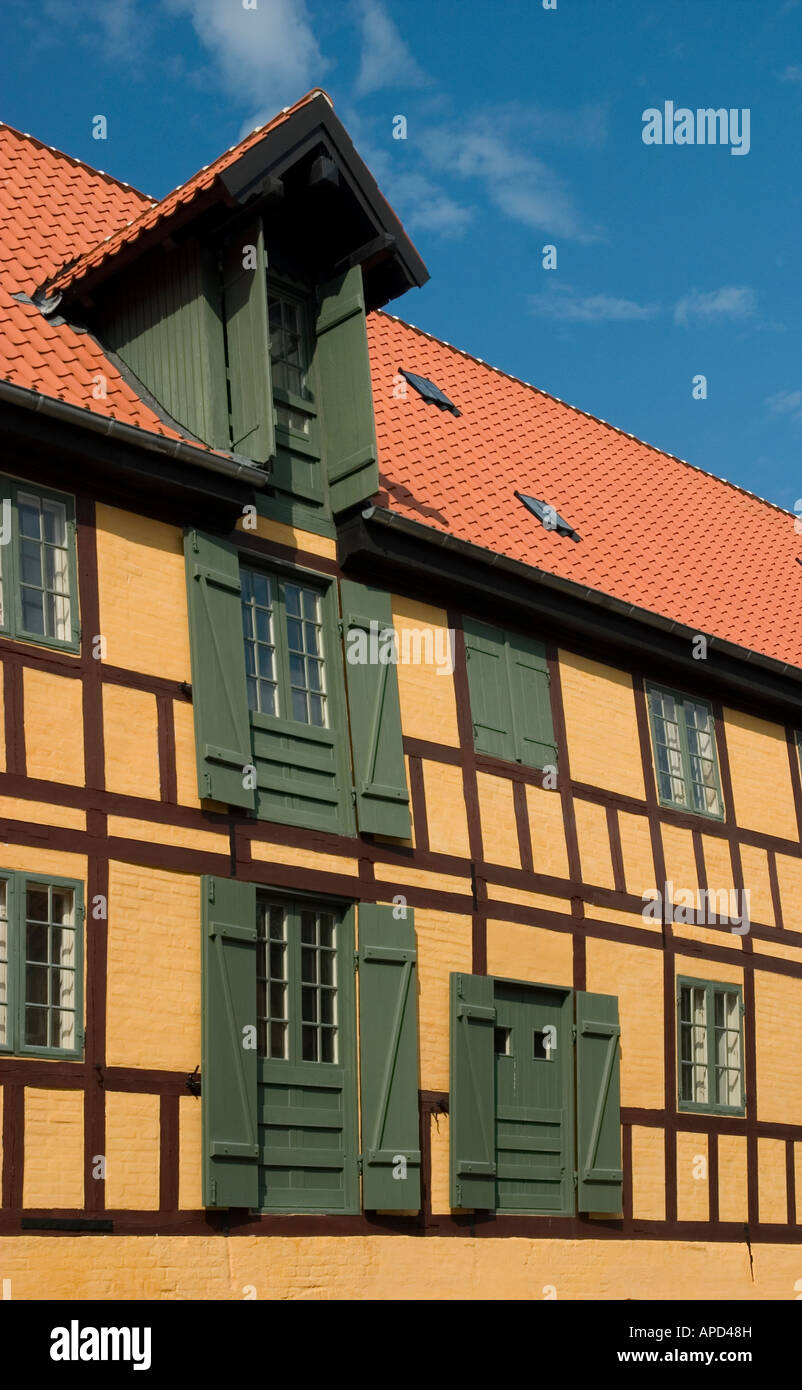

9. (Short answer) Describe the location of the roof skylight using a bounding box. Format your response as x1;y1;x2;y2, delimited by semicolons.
515;491;581;543
399;369;460;416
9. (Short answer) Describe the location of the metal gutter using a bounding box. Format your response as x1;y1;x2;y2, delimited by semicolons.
0;378;269;488
357;505;802;691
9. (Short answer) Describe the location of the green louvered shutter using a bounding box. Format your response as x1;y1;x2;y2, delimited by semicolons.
358;906;420;1209
202;875;259;1208
184;529;254;810
222;219;275;463
450;972;496;1208
341;580;411;838
463;619;515;761
576;991;623;1214
315;267;379;513
508;632;557;768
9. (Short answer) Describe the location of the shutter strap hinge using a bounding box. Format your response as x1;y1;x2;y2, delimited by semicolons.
357;1155;363;1174
571;1023;577;1042
354;950;359;972
573;1171;578;1189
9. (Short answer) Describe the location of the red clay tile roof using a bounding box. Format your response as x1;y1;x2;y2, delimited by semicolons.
41;90;327;296
367;311;802;670
1;112;799;669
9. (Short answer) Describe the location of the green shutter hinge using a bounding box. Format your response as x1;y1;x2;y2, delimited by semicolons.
571;1023;577;1043
354;950;359;972
350;786;357;806
357;1155;363;1174
573;1171;578;1189
337;618;345;638
210;1179;217;1206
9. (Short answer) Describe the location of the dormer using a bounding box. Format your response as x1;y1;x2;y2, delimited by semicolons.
39;90;428;527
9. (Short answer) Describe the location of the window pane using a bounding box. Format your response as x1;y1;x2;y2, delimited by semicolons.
257;903;288;1059
240;567;277;716
23;883;76;1052
17;493;71;640
282;583;327;728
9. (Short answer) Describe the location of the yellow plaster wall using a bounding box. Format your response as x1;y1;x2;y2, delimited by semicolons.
485;919;573;988
173;699;202;808
104;1092;160;1211
775;854;802;933
96;504;191;682
476;772;520;868
0;794;84;831
107;816;228;857
739;844;775;928
573;798;615;889
559;651;645;799
676;1131;709;1222
717;1135;748;1223
585;937;664;1107
414;910;472;1092
23;1088;84;1209
178;1097;202;1211
392;596;459;746
758;1139;787;1224
23;669;84;785
630;1127;665;1220
0;845;87;883
724;707;798;841
103;685;161;801
235;514;337;559
754;972;802;1124
105;862;200;1071
701;833;738;907
429;1112;450;1214
661;824;699;906
3;1234;801;1300
617;811;654;898
796;1143;802;1223
421;761;471;858
526;784;569;879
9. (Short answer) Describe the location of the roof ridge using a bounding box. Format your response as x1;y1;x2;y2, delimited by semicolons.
374;310;795;523
0;120;153;202
42;88;334;295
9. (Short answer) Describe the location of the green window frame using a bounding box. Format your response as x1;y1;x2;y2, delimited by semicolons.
0;476;79;651
677;976;745;1115
0;870;84;1059
646;683;723;819
267;280;318;454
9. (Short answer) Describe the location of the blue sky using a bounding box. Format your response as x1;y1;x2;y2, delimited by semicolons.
3;0;802;510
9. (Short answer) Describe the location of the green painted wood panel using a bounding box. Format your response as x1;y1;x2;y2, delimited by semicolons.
184;529;255;809
463;618;515;760
101;241;229;449
202;875;259;1208
576;990;623;1214
463;617;556;769
493;981;573;1214
341;579;411;838
222;219;275;463
314;267;379;514
449;972;496;1208
358;905;420;1210
257;900;359;1213
507;631;556;768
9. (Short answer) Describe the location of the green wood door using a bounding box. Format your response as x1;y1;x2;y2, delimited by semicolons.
256;897;359;1213
493;981;574;1214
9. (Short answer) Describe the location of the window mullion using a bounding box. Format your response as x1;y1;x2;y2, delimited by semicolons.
288;903;302;1064
676;698;695;812
705;983;716;1107
274;582;293;721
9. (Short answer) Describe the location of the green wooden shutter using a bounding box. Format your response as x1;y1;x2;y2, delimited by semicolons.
463;618;515;761
576;991;623;1213
449;972;496;1208
184;529;254;810
341;580;411;838
222;219;275;463
315;267;379;513
202;875;259;1208
358;905;420;1210
508;632;557;768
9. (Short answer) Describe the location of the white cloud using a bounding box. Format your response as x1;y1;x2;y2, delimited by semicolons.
383;172;474;237
780;64;802;82
673;286;756;326
169;0;327;115
766;389;802;423
353;0;427;96
528;284;657;323
424;115;601;242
